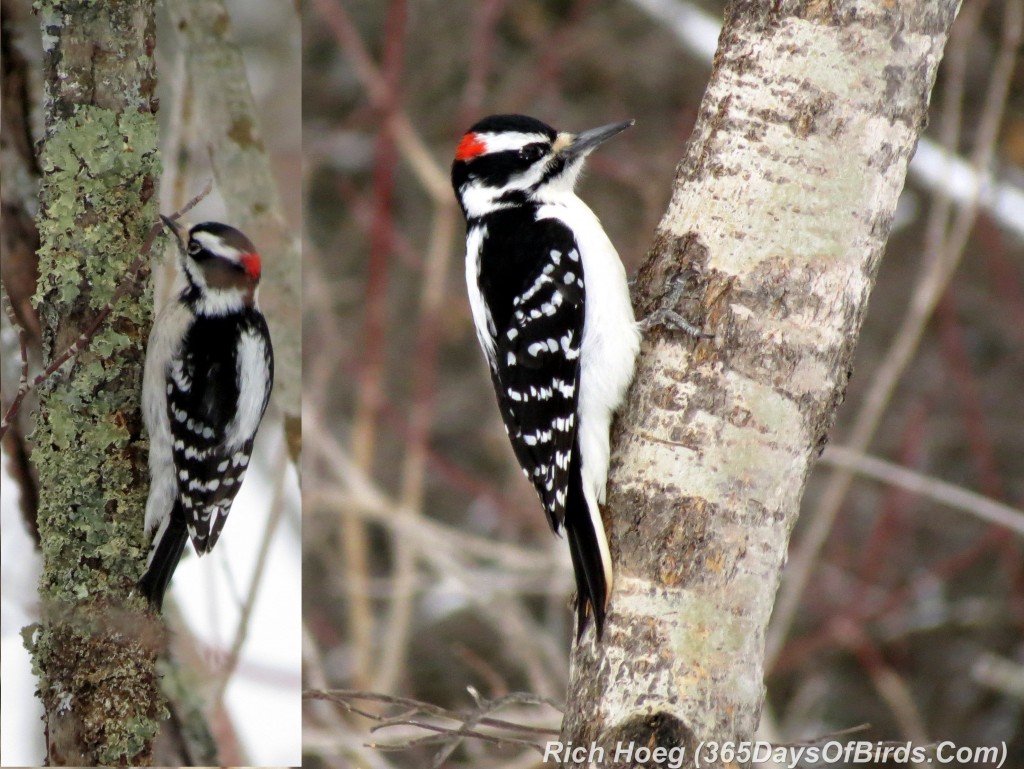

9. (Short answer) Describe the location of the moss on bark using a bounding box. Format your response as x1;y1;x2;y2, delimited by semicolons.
26;1;164;764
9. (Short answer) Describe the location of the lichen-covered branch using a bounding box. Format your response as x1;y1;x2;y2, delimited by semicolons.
560;0;961;764
26;1;163;764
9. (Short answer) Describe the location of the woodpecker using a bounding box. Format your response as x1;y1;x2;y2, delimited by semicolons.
139;217;274;610
451;114;641;639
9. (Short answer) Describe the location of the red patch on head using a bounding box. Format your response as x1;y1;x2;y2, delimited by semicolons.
240;253;262;280
455;132;486;161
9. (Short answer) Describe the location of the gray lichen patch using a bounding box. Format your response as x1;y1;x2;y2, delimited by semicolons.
33;102;159;604
27;612;165;765
28;1;166;763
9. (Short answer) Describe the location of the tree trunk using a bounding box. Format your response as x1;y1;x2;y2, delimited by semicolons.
26;1;163;764
560;0;961;765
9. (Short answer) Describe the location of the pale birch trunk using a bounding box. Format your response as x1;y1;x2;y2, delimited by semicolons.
561;1;961;765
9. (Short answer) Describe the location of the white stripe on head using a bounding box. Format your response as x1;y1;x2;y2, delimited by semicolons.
459;154;554;218
192;231;244;264
475;131;550;154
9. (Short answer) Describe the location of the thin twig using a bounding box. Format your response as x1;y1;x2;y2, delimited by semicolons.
833;619;931;766
373;191;458;694
305;688;564;723
425;685;530;766
307;377;573;692
303;620;358;739
307;687;884;767
343;0;409;689
458;0;507;127
306;419;556;572
306;688;561;762
936;292;1005;500
820;445;1024;536
310;0;449;200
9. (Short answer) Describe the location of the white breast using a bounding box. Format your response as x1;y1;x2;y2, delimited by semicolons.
225;328;271;449
465;223;497;366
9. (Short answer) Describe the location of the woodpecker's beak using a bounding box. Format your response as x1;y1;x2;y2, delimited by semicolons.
160;215;188;250
556;119;635;159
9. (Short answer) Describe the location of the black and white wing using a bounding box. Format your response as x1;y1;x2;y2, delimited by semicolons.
475;212;585;532
167;312;273;554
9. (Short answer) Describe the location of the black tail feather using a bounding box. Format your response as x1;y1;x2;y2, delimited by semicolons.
565;442;609;640
139;502;189;612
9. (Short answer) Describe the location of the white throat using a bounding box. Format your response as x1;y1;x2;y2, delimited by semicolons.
459;156;585;219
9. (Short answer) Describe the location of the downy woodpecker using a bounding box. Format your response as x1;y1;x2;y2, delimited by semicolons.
451;114;641;639
139;217;274;610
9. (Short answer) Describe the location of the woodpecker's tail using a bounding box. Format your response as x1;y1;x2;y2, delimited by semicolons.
139;501;189;611
565;441;610;640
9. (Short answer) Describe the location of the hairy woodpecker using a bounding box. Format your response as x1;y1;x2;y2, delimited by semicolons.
139;217;274;610
451;114;641;639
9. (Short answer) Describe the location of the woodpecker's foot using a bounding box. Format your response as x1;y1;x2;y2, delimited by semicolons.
639;274;713;339
639;308;711;338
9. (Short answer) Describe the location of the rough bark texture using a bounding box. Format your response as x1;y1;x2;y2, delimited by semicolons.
26;1;163;764
560;1;961;765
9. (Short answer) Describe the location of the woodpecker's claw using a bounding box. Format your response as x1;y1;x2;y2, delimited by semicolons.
638;273;713;339
639;308;711;338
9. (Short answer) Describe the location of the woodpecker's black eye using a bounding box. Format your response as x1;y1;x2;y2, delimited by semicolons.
519;143;546;163
187;241;202;256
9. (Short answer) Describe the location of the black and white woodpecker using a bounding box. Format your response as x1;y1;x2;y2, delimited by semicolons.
139;217;274;610
451;114;641;639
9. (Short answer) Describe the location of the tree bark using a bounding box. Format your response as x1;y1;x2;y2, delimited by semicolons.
560;1;961;765
26;1;163;764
